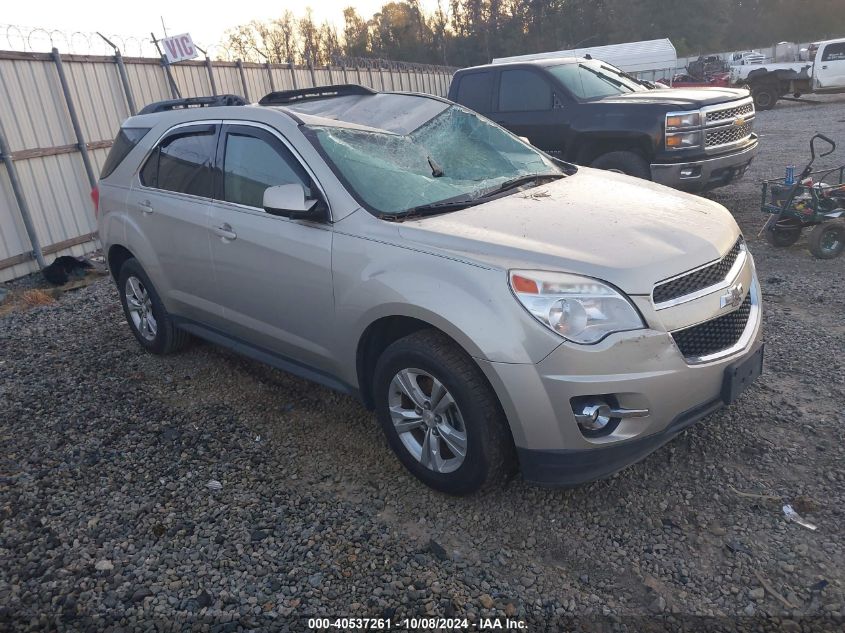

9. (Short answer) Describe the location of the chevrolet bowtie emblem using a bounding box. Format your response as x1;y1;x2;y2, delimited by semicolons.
720;283;744;309
734;116;746;126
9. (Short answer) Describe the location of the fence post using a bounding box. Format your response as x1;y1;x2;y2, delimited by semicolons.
265;62;275;92
0;128;47;269
341;63;349;84
366;61;375;89
289;62;298;89
206;57;218;96
113;51;137;115
308;61;317;87
236;60;250;100
327;64;334;84
51;48;97;191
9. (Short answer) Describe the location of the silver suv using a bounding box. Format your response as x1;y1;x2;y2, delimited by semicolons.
97;86;763;494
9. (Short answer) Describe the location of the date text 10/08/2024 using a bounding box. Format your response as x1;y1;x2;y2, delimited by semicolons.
308;617;528;630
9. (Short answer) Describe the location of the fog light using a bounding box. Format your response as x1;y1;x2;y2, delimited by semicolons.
572;397;650;436
679;166;702;179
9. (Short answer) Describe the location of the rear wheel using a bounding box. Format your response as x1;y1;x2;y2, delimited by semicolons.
808;222;845;259
117;258;190;354
751;83;779;110
764;219;803;247
590;151;651;180
373;330;515;495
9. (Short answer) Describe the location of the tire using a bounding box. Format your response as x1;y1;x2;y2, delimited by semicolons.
751;83;778;110
590;151;651;180
372;330;515;495
117;258;190;354
808;222;845;259
764;220;803;247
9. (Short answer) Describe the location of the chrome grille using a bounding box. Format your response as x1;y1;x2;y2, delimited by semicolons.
706;122;753;148
653;238;744;304
706;102;754;124
672;293;752;358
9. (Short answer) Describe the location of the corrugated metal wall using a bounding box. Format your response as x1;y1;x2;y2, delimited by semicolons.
0;50;455;282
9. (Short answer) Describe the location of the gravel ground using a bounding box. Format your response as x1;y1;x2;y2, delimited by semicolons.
2;96;845;632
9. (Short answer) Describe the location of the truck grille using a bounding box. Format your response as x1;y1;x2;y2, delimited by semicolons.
671;293;752;359
706;122;753;148
706;102;754;124
653;238;744;304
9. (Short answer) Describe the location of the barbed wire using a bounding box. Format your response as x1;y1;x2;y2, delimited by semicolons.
0;23;456;72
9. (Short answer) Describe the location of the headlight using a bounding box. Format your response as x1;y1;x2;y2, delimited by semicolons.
666;112;701;129
666;131;702;149
509;271;645;344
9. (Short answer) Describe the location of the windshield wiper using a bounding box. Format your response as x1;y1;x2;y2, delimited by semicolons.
384;196;478;221
480;173;565;198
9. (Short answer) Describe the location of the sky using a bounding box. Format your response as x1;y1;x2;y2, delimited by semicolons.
2;0;442;51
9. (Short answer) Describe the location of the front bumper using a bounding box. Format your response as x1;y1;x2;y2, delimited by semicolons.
651;135;758;193
476;268;763;487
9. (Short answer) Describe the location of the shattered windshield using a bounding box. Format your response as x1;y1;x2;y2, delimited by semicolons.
307;105;564;216
549;61;648;100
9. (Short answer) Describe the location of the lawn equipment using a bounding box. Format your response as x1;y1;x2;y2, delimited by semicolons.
759;133;845;259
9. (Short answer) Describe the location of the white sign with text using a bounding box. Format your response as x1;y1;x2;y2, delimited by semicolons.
162;33;197;63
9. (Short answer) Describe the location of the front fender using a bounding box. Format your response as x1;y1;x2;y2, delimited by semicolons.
330;232;562;387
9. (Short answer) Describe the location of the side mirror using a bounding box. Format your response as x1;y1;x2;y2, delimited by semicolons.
263;184;321;220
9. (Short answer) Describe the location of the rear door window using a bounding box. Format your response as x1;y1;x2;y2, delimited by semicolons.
140;125;217;197
455;72;494;113
498;70;553;111
221;126;312;209
101;127;150;178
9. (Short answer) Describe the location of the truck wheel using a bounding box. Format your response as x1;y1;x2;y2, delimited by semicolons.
591;151;651;180
752;84;778;110
764;219;802;247
808;222;845;259
373;330;516;495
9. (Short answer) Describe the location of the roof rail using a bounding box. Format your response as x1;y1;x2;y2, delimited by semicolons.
137;94;248;115
259;84;377;106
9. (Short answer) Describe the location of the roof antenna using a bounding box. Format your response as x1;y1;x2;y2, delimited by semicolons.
585;53;592;60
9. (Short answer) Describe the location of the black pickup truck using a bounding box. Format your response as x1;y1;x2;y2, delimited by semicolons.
448;58;759;192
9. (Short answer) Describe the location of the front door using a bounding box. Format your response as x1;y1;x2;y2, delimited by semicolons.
493;68;569;158
207;123;335;372
814;41;845;91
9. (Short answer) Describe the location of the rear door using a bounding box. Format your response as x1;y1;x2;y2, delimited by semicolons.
206;123;335;372
814;42;845;91
493;68;569;158
126;123;222;325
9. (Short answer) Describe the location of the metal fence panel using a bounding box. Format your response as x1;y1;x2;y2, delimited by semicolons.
0;49;456;281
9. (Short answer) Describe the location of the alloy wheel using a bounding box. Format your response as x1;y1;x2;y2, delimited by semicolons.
387;368;467;474
125;276;157;341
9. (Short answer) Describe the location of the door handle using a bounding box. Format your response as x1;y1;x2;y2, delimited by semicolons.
822;65;828;69
139;199;153;214
214;223;237;241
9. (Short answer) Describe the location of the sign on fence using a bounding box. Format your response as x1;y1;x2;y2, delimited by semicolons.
162;33;197;63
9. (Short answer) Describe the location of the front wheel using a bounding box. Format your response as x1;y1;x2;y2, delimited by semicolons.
373;330;515;495
590;151;651;180
764;219;803;247
808;222;845;259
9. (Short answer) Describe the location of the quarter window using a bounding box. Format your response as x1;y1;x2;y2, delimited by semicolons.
140;127;216;197
821;43;845;62
222;130;311;209
498;70;553;111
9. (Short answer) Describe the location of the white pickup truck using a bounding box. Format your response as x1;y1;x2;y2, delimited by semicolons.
731;37;845;110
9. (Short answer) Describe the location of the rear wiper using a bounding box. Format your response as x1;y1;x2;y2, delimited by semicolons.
480;173;564;198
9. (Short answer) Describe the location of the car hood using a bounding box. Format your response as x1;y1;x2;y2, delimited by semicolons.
396;168;740;296
598;87;749;108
